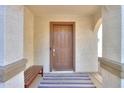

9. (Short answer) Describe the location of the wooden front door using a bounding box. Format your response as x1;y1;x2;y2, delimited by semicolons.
50;22;75;71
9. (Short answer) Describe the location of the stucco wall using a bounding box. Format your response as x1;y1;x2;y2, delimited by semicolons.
4;6;24;65
34;15;98;72
102;5;121;63
0;6;24;66
0;6;5;66
101;68;121;88
0;71;24;88
101;5;122;88
121;6;124;64
24;7;34;68
0;5;24;88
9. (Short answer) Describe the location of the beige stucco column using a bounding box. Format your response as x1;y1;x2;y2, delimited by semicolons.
101;5;124;88
0;5;26;88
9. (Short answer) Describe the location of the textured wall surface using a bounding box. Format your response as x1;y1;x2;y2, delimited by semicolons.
24;7;34;68
0;6;5;66
102;5;121;63
0;71;24;88
4;6;24;65
121;6;124;64
102;5;122;87
0;5;24;88
101;68;121;88
34;15;98;72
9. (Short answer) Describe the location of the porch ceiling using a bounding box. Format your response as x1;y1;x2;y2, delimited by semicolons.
26;5;101;16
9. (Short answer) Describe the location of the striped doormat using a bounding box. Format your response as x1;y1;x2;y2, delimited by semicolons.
38;73;96;88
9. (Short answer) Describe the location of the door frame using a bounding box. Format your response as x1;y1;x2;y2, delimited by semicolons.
50;22;75;72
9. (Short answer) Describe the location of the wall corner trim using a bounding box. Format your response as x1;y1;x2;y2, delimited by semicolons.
0;58;27;82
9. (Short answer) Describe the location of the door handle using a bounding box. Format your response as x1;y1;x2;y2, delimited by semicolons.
53;49;55;52
52;49;55;56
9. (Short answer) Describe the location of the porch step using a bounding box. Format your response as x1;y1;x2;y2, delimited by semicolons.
40;80;93;84
44;73;89;77
38;73;96;88
43;77;90;80
38;84;96;88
